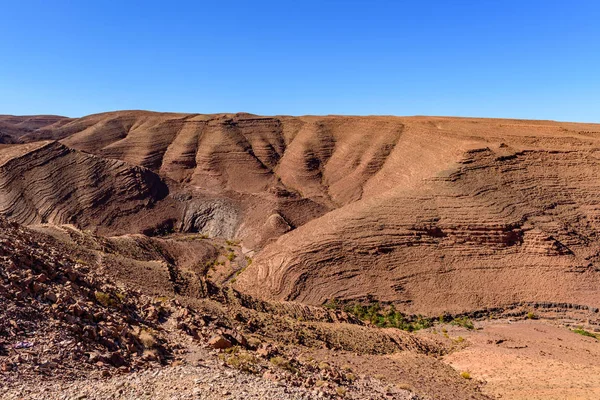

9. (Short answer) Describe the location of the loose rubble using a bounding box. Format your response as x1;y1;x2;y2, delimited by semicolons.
0;218;426;399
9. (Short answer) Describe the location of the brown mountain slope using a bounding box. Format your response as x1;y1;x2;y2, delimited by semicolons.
6;111;600;399
14;111;417;246
0;140;172;233
6;111;600;315
33;111;409;207
0;115;71;143
235;117;600;314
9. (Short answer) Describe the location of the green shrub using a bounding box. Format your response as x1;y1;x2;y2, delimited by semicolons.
572;328;599;340
340;301;433;332
219;347;259;373
94;291;118;307
450;316;474;330
270;356;297;373
324;298;339;310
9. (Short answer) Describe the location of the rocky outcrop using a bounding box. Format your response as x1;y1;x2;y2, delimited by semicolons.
0;217;178;377
179;197;240;237
0;141;169;231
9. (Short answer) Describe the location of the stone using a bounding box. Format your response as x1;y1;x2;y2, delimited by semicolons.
109;352;126;367
45;292;58;303
208;335;233;350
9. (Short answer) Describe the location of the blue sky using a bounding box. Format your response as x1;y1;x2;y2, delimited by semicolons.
0;1;598;121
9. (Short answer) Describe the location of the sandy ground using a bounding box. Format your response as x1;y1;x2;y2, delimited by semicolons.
443;320;600;399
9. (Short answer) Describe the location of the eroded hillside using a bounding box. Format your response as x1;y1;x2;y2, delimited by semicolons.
0;141;171;233
4;111;600;316
3;111;600;399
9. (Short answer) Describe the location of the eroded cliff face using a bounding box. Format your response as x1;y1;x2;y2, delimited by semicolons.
235;118;600;314
18;111;412;246
4;111;600;314
0;141;170;232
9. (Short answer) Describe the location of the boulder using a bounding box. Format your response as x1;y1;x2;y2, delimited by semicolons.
208;335;233;350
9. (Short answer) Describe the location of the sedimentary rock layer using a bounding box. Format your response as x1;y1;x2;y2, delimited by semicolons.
235;118;600;314
0;141;169;230
0;114;71;143
5;111;600;314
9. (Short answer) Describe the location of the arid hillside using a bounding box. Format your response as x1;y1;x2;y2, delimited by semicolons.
3;111;600;399
0;115;71;143
0;140;171;234
3;111;600;316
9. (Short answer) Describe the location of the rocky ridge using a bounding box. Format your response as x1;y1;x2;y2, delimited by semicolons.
0;141;170;232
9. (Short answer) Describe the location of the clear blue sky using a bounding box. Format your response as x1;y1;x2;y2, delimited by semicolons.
1;1;598;121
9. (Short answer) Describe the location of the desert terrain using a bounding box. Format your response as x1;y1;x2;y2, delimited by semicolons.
1;111;600;399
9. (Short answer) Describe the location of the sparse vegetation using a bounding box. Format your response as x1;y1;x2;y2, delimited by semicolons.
324;299;482;333
327;299;434;331
94;291;119;307
183;233;208;241
138;329;158;348
527;311;537;320
460;371;471;379
225;352;259;373
220;347;260;373
450;316;474;330
115;291;127;302
270;356;297;373
324;298;339;310
318;361;330;370
572;328;600;340
246;336;262;349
